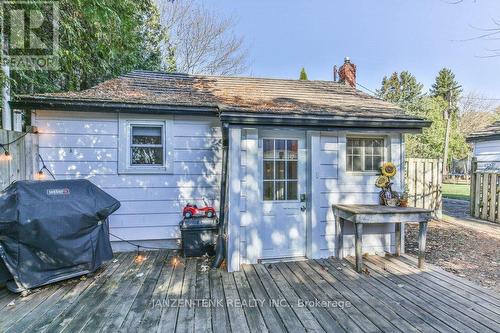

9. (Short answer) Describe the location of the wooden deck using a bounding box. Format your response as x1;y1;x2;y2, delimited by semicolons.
0;251;499;333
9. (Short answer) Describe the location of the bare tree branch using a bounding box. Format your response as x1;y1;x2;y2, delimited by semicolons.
158;0;248;75
449;0;500;56
458;92;499;136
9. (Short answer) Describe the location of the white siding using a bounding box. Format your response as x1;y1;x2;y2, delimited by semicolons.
310;131;403;258
227;127;406;271
35;110;222;251
473;140;500;169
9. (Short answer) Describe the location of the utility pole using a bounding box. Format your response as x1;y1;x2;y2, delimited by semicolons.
442;85;461;179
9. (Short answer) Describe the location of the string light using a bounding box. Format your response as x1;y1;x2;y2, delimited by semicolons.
36;154;56;180
35;170;46;180
0;132;29;162
172;256;180;267
0;145;12;161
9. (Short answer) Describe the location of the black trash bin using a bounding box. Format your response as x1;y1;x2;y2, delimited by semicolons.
180;217;218;257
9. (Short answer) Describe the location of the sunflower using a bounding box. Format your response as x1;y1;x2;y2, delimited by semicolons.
375;175;390;188
381;162;397;177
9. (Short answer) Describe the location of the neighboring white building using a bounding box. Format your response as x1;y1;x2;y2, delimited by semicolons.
13;63;430;272
468;121;500;170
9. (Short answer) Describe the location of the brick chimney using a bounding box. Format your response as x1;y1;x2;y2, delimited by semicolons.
338;57;356;88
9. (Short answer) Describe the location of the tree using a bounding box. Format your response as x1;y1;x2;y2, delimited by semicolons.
404;96;469;160
430;68;461;103
158;0;248;75
1;0;171;128
376;71;424;109
376;69;469;163
458;92;499;137
299;68;308;80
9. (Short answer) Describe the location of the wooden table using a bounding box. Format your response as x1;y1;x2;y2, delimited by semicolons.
332;204;432;273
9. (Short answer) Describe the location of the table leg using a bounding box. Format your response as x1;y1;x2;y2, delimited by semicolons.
418;221;428;268
395;223;401;256
354;223;363;273
336;216;344;259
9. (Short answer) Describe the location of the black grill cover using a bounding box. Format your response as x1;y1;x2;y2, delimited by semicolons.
0;179;120;292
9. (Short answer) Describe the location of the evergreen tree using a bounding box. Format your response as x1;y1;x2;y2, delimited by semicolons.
377;69;468;160
376;71;424;108
430;68;461;103
299;67;308;80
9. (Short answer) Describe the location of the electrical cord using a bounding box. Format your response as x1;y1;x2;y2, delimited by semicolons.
37;154;56;180
0;132;29;147
108;231;174;250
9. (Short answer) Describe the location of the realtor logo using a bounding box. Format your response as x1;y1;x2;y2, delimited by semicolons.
1;1;59;70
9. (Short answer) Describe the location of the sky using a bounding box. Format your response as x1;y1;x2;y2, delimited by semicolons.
203;0;500;100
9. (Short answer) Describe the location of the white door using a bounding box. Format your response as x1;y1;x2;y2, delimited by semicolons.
259;132;307;259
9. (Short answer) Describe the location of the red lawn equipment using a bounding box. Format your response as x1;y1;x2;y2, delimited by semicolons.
182;198;216;219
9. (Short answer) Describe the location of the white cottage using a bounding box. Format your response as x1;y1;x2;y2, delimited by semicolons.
13;62;430;272
468;121;500;170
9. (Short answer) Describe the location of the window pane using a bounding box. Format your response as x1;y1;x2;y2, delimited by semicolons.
373;142;383;156
287;161;297;179
287;140;298;160
275;181;286;200
131;147;163;165
264;161;274;179
263;139;274;159
352;156;362;171
347;156;353;171
373;156;383;170
276;161;286;179
364;157;373;171
365;143;373;155
263;181;274;200
287;181;298;200
348;138;362;155
132;126;162;145
275;140;286;159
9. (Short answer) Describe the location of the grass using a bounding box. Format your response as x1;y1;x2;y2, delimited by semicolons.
442;183;470;201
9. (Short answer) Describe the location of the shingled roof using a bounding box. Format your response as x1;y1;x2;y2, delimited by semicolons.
13;71;430;129
467;121;500;142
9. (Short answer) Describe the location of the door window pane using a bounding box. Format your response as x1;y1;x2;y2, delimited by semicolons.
275;181;286;200
287;161;297;179
263;161;274;179
275;140;286;159
263;138;299;201
263;139;274;159
287;140;298;160
287;181;298;200
263;181;274;200
276;161;286;179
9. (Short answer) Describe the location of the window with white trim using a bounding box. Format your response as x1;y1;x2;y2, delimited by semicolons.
263;139;298;201
118;117;174;174
346;137;384;172
130;125;164;165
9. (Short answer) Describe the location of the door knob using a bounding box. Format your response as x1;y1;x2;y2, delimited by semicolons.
300;205;306;212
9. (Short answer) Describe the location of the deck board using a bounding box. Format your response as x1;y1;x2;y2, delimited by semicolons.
0;251;499;333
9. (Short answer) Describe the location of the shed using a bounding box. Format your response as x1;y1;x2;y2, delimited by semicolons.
12;65;430;271
467;120;500;170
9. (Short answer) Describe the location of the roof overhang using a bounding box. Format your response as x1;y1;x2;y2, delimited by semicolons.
12;97;431;133
466;134;500;143
220;111;431;133
10;97;218;116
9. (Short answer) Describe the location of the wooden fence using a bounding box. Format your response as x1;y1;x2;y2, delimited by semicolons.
405;158;443;218
0;129;39;190
470;158;500;223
